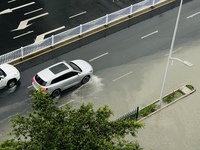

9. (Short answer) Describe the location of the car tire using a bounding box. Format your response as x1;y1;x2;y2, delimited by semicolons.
52;89;61;98
7;79;17;88
81;76;90;84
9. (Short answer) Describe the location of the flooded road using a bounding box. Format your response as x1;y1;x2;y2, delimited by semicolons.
58;39;200;150
127;40;200;150
1;40;200;149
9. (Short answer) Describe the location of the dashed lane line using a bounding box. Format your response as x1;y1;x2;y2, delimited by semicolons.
112;71;133;82
27;85;33;89
141;30;158;39
58;100;75;108
24;8;43;15
165;47;182;56
89;52;108;62
8;0;16;3
69;11;87;19
187;11;200;19
13;31;34;39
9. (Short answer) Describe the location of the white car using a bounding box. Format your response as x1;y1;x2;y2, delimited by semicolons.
32;60;93;97
0;63;20;89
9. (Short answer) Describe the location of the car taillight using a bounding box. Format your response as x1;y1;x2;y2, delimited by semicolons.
41;87;48;91
32;77;47;91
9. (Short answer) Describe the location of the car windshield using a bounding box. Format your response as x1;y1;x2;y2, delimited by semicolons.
68;62;82;72
35;74;47;86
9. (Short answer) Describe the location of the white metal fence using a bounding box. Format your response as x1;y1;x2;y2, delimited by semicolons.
0;0;166;64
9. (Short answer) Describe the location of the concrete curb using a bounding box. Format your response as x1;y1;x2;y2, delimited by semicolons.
138;85;196;122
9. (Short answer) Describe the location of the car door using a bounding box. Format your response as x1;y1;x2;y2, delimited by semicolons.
61;71;81;90
51;71;81;91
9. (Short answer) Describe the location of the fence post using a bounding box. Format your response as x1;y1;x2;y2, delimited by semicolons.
51;35;54;47
151;0;156;9
79;24;83;37
129;5;133;17
136;107;139;120
153;0;155;5
21;47;24;60
105;14;108;27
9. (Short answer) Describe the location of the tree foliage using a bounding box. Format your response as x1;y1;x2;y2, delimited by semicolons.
0;89;144;150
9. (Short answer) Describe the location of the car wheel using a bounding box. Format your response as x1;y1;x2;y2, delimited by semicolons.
7;79;17;88
52;89;61;98
81;76;90;84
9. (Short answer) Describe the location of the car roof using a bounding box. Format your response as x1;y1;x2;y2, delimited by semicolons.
37;62;73;81
49;63;69;74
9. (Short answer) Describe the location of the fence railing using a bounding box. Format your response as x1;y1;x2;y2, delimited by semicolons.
0;0;166;65
116;107;139;121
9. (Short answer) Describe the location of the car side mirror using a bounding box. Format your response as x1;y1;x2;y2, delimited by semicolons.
0;75;4;79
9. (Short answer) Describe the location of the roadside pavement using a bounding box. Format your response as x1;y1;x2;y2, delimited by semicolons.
125;40;200;150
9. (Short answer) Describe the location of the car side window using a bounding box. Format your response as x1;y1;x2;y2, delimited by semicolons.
51;72;78;84
0;69;5;79
68;72;78;78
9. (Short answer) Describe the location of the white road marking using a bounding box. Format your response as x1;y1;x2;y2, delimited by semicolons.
12;2;35;11
141;30;158;39
12;12;49;31
187;11;200;19
27;85;33;89
89;52;109;62
165;47;182;56
113;71;133;82
59;100;75;108
0;2;35;14
24;8;43;15
4;108;29;119
69;11;87;19
8;0;16;3
0;9;12;14
34;26;65;43
13;31;34;39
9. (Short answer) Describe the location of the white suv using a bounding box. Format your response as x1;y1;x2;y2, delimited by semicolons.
32;59;93;97
0;63;20;89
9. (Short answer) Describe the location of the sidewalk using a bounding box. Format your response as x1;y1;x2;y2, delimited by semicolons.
124;41;200;150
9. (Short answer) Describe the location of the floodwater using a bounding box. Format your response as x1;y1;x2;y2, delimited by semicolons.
1;40;200;149
59;75;104;109
61;39;200;150
126;40;200;150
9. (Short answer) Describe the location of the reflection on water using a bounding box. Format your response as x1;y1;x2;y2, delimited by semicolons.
59;75;104;107
0;82;20;98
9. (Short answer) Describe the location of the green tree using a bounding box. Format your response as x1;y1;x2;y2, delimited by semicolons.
0;89;144;150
